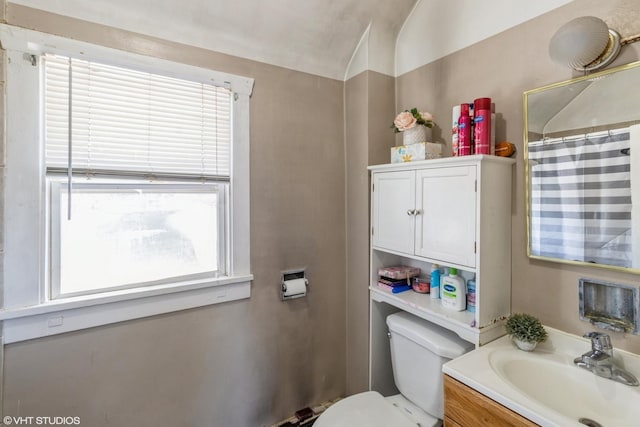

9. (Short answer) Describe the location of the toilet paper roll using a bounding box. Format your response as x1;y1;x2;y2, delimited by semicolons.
283;278;307;297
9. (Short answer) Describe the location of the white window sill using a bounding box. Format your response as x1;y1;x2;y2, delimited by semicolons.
0;275;252;343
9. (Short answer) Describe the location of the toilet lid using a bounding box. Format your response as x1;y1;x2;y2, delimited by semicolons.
313;391;417;427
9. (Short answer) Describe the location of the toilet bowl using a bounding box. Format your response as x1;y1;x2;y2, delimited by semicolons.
314;312;473;427
312;391;419;427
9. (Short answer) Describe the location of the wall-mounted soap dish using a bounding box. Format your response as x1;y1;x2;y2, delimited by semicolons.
579;278;639;334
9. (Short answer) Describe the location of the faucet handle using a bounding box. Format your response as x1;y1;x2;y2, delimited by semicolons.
584;331;613;351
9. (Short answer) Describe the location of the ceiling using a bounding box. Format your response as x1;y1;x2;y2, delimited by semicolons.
10;0;417;80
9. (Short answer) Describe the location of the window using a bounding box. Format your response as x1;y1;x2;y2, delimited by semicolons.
44;54;231;298
50;182;226;297
1;25;253;343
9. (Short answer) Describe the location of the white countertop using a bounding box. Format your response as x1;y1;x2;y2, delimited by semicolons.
443;327;640;427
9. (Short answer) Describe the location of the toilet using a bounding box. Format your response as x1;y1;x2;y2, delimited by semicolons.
314;311;473;427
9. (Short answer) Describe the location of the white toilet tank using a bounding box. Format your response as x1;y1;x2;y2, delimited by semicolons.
386;312;474;419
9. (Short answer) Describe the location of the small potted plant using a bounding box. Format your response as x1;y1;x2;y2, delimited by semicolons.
391;108;436;145
505;313;548;351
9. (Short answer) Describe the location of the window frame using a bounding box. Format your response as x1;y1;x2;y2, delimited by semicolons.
0;24;254;343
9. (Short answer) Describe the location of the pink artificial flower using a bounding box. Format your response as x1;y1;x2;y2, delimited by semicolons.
394;111;417;131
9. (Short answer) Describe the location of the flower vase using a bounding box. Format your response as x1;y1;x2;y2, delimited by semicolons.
403;126;429;145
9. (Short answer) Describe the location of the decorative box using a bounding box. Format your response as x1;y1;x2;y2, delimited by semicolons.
390;142;443;163
378;265;421;280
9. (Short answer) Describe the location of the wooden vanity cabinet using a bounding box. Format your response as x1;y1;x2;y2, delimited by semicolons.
444;375;539;427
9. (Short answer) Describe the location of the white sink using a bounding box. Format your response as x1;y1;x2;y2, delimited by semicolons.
444;328;640;427
489;349;640;426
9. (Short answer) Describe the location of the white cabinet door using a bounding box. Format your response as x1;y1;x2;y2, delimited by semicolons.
415;165;477;267
371;170;415;254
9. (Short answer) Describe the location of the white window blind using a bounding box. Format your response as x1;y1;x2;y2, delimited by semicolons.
44;54;232;180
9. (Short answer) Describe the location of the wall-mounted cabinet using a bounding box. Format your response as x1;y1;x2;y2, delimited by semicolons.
368;155;515;395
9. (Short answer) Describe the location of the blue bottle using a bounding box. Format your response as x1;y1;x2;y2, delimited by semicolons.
430;264;440;300
467;278;476;313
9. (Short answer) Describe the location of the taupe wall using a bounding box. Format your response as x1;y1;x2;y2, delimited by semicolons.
2;5;346;426
344;70;395;395
345;71;369;396
396;0;640;354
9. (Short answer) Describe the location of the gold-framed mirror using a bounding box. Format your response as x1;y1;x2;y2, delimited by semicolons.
524;61;640;273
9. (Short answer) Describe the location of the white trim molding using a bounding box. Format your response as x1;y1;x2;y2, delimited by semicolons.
0;277;252;344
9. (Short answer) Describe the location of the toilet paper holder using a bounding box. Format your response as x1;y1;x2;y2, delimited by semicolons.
281;268;308;300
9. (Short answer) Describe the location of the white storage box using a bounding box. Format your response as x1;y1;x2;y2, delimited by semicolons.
391;142;443;163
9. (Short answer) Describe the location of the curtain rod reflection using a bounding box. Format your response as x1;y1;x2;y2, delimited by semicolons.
529;127;630;147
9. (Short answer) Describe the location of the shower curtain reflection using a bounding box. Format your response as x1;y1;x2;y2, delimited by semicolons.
528;129;632;267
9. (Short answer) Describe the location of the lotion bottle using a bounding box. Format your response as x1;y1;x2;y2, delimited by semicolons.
441;268;466;311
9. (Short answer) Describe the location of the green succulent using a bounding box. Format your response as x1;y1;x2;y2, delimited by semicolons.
505;313;548;343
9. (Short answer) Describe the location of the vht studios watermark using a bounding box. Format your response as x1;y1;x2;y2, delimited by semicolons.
3;416;81;425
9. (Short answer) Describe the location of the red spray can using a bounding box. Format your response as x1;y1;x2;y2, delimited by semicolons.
458;103;472;156
473;97;492;155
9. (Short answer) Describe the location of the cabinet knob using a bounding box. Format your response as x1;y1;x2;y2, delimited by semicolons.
414;209;422;215
407;209;415;216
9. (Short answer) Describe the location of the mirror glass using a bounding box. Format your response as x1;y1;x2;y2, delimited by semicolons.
524;61;640;272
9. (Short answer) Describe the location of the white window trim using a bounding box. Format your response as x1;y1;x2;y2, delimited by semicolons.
0;24;254;344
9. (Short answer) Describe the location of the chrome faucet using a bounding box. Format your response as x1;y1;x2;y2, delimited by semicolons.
574;331;639;387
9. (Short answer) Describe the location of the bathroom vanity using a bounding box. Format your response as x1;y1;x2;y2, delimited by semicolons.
443;375;537;427
443;327;640;427
368;155;515;395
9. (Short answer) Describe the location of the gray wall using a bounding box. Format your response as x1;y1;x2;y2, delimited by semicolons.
2;4;346;426
344;70;395;395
